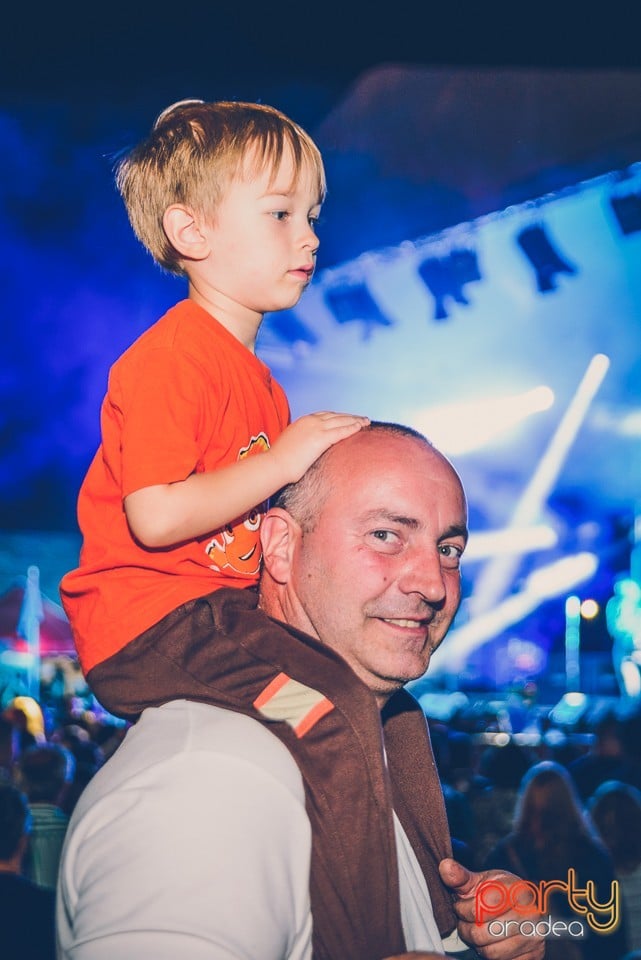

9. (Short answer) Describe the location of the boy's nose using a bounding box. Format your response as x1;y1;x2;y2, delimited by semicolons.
301;221;319;252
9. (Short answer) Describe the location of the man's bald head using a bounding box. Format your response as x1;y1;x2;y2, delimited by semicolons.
272;421;435;533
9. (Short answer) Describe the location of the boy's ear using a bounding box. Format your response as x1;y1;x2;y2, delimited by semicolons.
260;508;300;585
162;204;210;262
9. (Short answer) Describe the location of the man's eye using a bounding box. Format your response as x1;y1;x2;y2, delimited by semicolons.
371;530;398;544
439;544;463;566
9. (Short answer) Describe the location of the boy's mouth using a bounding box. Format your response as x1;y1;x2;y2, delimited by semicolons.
289;265;314;281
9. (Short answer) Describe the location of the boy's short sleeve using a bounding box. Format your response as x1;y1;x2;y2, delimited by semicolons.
116;347;211;498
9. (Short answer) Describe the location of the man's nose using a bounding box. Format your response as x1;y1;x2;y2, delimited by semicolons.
398;549;446;604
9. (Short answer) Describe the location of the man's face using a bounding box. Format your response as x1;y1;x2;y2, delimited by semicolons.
281;432;468;705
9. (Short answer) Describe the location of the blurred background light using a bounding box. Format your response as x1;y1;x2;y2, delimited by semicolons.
412;385;555;455
470;355;610;616
433;552;599;674
580;598;600;619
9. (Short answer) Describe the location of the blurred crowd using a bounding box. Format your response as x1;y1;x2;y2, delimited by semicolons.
430;699;641;960
2;688;641;958
0;693;125;958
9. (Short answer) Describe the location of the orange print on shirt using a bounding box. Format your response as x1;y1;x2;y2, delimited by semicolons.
205;433;270;576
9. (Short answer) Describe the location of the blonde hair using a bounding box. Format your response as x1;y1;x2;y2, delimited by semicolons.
115;99;326;275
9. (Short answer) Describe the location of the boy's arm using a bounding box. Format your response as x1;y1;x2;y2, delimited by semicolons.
124;411;368;548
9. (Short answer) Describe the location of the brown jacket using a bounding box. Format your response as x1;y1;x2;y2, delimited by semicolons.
88;587;457;959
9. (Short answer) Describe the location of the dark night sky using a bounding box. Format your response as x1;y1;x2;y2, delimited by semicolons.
3;3;641;116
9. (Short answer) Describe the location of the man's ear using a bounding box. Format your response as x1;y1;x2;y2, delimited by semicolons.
162;204;210;262
260;508;300;585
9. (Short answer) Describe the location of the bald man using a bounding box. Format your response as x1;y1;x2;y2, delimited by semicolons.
58;423;543;960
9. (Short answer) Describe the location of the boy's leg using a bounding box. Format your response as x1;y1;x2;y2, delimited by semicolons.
86;587;259;720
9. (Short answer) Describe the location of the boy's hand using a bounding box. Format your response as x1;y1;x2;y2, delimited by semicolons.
269;412;370;482
124;412;368;548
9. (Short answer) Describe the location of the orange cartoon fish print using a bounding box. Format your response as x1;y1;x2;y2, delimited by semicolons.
205;433;270;577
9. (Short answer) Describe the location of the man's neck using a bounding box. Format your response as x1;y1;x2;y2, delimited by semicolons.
258;583;392;713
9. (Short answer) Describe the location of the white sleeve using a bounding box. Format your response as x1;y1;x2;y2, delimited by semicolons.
57;734;312;960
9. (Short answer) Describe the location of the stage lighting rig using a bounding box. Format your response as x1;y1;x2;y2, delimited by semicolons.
515;222;577;293
610;190;641;235
417;245;481;321
324;281;394;338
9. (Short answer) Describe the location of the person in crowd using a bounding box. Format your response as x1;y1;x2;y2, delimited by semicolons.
4;699;39;757
52;723;104;817
620;707;641;777
15;742;69;890
430;723;476;861
484;760;625;960
0;714;13;780
58;424;544;960
589;779;641;953
568;709;641;801
469;739;533;869
59;98;367;722
0;780;56;959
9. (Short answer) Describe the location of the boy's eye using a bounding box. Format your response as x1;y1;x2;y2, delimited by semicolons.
271;210;289;221
308;215;320;229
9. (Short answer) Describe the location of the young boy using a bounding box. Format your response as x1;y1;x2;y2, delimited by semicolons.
60;99;367;716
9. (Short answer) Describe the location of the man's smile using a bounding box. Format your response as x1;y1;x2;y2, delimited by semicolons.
380;617;428;629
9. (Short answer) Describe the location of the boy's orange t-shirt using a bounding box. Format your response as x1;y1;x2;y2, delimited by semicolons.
60;300;290;674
